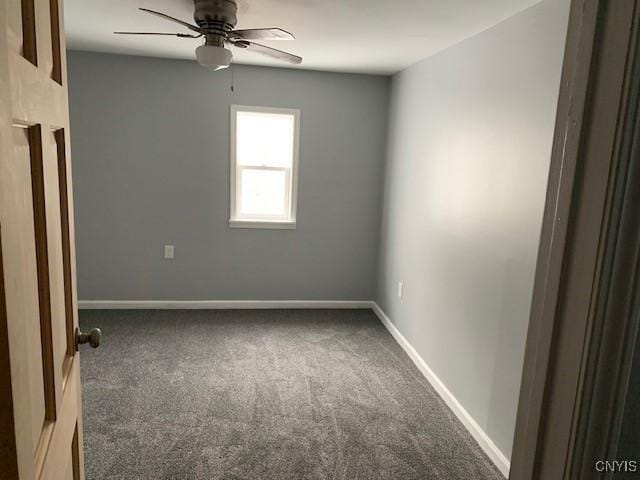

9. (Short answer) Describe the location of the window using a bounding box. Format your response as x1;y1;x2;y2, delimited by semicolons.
229;105;300;229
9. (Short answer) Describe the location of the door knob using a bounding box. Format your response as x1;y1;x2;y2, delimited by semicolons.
75;327;102;350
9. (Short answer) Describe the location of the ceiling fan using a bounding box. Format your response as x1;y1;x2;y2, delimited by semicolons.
114;0;302;71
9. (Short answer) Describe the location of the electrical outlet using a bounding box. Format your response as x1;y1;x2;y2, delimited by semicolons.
164;245;175;259
397;281;404;299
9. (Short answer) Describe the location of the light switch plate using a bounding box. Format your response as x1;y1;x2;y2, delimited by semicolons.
397;281;404;299
164;245;175;259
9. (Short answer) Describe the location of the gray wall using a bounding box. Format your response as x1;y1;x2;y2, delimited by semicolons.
68;52;389;301
376;0;569;459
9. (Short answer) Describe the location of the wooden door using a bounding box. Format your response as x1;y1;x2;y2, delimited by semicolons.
509;0;640;478
0;0;85;479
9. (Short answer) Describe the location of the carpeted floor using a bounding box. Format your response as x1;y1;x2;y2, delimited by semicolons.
79;309;503;480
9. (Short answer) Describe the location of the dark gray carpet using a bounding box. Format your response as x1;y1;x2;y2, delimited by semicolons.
80;309;503;480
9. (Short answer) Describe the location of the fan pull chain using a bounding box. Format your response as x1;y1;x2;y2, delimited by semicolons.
230;64;235;93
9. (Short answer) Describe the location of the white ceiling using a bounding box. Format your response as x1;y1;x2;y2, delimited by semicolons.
64;0;541;75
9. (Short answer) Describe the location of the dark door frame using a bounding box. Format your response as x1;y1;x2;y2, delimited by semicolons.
510;0;640;478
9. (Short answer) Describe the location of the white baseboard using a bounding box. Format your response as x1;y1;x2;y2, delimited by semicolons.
371;302;510;478
77;300;373;310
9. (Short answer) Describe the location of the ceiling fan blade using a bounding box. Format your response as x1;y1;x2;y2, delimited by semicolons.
230;28;294;41
138;8;202;33
114;31;201;38
233;41;302;64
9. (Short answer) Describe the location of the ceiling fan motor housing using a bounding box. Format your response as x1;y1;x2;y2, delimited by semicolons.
194;0;238;34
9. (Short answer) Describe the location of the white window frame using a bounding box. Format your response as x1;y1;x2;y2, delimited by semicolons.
229;105;300;230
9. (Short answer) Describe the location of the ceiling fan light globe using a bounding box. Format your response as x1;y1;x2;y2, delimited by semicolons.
196;45;232;70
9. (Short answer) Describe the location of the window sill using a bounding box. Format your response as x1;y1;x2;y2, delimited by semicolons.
229;219;297;230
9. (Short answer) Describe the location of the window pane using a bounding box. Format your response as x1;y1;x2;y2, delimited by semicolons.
236;111;294;167
239;168;287;217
